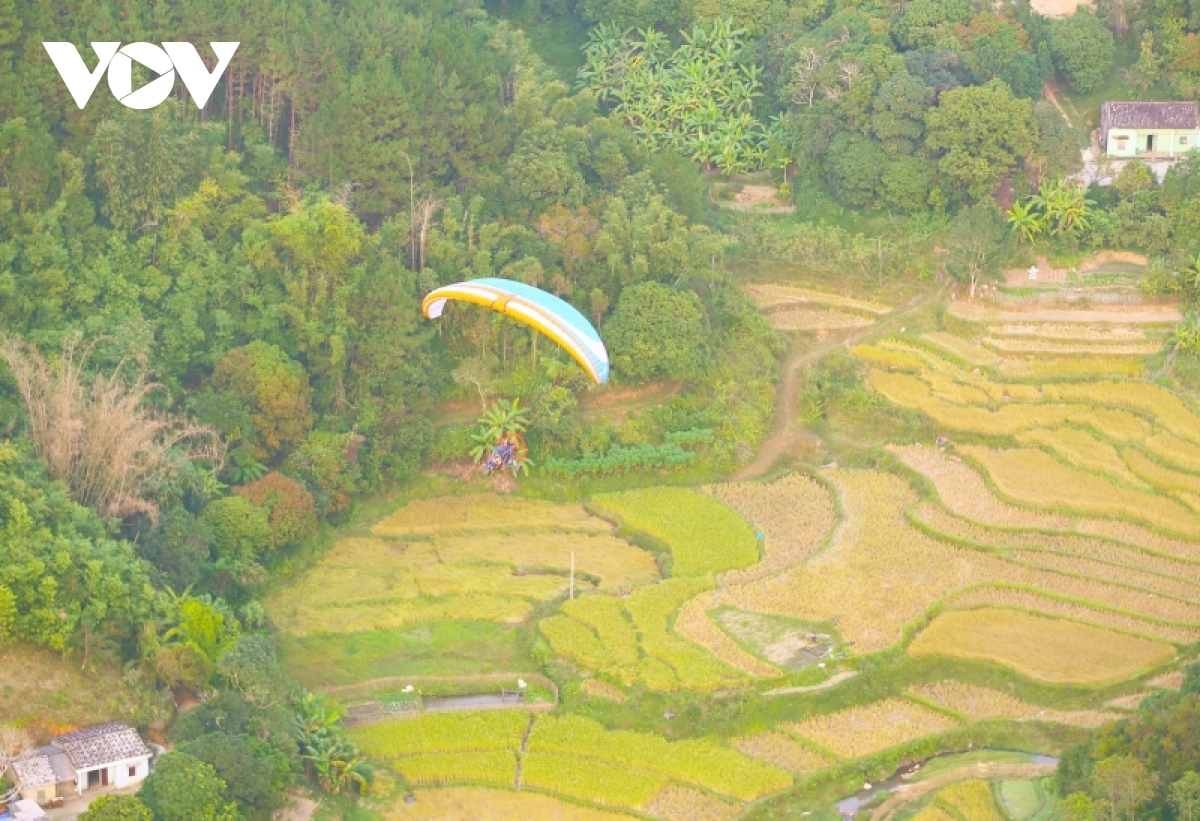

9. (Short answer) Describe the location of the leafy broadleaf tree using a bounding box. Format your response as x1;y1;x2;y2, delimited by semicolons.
137;752;241;821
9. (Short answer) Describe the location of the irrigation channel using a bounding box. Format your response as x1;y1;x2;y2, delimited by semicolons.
834;750;1059;819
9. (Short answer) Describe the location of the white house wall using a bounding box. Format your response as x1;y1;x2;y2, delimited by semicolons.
73;754;152;794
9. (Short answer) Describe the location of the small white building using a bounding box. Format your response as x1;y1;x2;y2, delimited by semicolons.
1100;101;1200;158
7;724;152;806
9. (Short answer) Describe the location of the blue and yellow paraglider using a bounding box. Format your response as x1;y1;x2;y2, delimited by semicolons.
421;278;610;384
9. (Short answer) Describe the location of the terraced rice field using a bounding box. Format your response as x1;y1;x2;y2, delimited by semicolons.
766;307;874;331
355;710;791;815
540;577;744;690
731;732;837;774
703;473;836;583
909;608;1175;684
266;522;658;635
590;487;759;576
910;681;1119;727
786;698;959;759
384;787;640;820
373;495;607;536
744;283;891;314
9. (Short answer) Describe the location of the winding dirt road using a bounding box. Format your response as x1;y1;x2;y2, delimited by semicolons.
733;287;944;481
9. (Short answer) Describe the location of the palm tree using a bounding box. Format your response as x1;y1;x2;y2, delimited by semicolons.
303;734;369;794
1007;201;1044;244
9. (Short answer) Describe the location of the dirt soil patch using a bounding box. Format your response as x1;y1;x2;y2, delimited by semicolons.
735;185;782;205
1031;0;1093;16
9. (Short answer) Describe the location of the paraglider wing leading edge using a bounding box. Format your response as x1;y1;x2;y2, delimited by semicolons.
421;278;610;384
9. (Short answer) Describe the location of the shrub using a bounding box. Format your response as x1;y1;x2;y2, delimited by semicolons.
284;430;363;515
202;496;272;588
233;472;318;548
206;341;312;459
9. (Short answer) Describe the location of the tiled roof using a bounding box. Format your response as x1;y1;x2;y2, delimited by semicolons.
52;724;150;770
1103;101;1200;130
10;752;55;787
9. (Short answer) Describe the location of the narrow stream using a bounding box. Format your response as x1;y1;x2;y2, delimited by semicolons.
834;751;1059;818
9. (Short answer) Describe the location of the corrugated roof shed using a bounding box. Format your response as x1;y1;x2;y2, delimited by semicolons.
1102;101;1200;131
52;724;150;770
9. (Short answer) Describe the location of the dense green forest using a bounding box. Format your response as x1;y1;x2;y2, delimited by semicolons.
4;0;1200;816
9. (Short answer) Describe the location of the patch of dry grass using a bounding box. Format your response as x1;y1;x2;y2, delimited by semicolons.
0;644;136;735
909;608;1176;685
787;698;959;759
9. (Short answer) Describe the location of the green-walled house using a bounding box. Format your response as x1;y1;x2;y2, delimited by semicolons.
1101;101;1200;158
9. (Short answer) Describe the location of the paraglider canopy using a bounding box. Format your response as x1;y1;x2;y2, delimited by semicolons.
422;278;609;384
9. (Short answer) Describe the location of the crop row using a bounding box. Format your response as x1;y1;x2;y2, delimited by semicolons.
590;487;759;576
703;473;837;584
911;680;1119;728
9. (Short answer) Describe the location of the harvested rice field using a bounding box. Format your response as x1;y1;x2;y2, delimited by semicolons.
744;283;891;314
786;698;959;759
383;787;641;820
909;608;1176;684
265;498;659;636
766;307;874;331
910;681;1119;727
